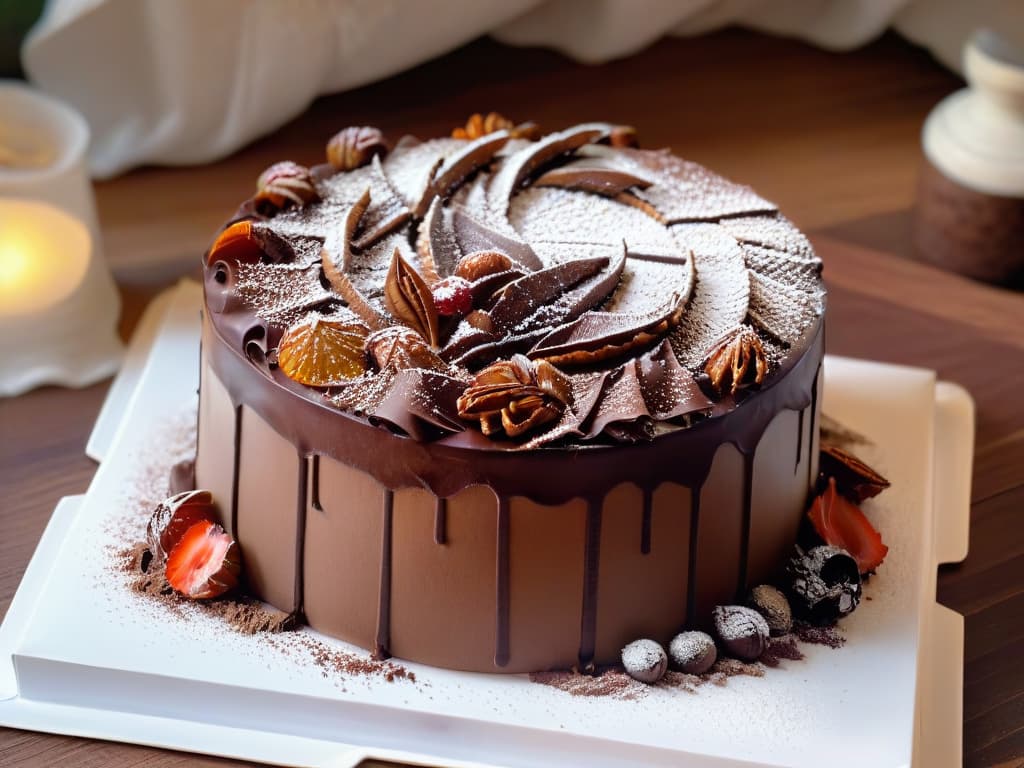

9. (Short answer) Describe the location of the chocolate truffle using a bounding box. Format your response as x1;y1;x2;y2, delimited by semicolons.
621;639;669;684
713;605;770;661
668;631;717;674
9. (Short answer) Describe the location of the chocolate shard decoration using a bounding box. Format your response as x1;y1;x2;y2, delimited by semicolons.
321;190;389;330
452;206;543;271
636;340;713;420
545;246;628;323
528;291;685;367
520;369;610;449
384;247;441;348
488;255;611;333
439;323;499;363
430;131;511;203
530;248;691;366
351;155;412;251
526;339;711;446
418;196;463;282
448;245;625;365
819;444;891;503
487;125;606;214
372;367;467;440
534;163;652;198
468;268;527;307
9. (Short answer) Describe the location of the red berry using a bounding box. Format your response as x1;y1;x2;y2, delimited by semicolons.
165;520;241;600
432;276;473;316
808;478;888;574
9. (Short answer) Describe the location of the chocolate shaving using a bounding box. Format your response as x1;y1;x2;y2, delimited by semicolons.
350;155;412;251
430;131;511;203
529;285;686;366
535;163;651;197
373;367;466;438
418;196;461;282
488;255;611;332
452;207;543;272
487;124;606;214
321;190;388;331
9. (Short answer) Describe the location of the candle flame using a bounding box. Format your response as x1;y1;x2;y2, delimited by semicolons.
0;239;33;290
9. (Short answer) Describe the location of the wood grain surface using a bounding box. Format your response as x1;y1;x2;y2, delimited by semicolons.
2;29;1022;768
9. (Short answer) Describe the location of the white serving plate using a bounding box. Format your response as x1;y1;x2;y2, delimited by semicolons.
0;281;971;768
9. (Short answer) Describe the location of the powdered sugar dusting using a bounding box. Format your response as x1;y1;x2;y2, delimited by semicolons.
236;255;334;327
669;222;751;366
226;123;824;444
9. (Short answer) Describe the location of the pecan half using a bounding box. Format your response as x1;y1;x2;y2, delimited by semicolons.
452;112;538;141
457;355;571;438
703;326;768;397
819;444;891;503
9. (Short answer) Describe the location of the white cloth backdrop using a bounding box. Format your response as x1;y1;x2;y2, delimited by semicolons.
21;0;1017;178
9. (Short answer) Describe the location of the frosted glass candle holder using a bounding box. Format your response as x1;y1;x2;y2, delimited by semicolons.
0;82;122;396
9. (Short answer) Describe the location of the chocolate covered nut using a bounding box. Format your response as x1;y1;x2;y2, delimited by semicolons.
713;605;769;661
621;639;668;684
747;584;793;636
668;631;717;674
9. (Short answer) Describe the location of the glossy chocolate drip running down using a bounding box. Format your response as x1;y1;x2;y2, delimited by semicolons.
194;119;826;673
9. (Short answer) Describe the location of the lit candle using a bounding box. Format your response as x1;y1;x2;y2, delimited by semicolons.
0;83;122;396
0;200;90;317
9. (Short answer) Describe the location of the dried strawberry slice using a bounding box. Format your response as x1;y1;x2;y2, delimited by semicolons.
165;520;241;600
146;490;218;561
808;478;888;575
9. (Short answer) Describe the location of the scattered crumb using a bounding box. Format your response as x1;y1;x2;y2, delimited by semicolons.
794;622;846;649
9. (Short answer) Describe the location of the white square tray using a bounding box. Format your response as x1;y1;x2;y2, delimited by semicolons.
0;281;972;768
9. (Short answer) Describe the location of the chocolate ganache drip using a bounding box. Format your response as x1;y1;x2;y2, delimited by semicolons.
205;121;824;449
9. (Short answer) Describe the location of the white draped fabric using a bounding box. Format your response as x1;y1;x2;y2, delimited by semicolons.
21;0;1015;178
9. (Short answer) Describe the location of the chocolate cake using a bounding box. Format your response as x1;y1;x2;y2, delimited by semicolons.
191;118;825;674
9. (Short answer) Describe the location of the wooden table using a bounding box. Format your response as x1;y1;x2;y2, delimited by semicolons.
2;30;1022;768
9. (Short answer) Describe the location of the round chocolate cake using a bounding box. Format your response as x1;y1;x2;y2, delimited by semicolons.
194;119;825;673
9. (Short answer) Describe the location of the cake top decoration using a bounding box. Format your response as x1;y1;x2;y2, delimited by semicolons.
204;118;825;448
